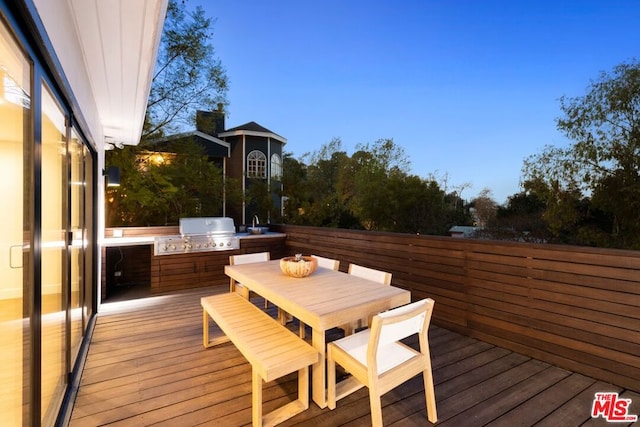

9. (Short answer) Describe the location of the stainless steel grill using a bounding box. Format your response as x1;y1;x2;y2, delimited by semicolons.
154;217;240;256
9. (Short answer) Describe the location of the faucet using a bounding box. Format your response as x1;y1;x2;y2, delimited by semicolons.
252;215;260;227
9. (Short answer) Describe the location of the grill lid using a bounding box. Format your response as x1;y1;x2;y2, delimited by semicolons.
179;217;236;236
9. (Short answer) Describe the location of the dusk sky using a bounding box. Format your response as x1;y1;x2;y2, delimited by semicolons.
188;0;639;204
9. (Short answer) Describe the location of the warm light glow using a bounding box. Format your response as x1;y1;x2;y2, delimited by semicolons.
136;151;175;172
149;153;167;165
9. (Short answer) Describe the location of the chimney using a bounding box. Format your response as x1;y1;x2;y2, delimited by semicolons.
196;106;225;136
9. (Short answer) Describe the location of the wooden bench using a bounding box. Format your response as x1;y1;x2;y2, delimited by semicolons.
201;293;319;427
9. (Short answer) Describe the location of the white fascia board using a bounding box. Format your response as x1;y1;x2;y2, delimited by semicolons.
218;129;287;145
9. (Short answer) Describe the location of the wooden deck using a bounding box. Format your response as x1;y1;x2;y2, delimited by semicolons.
70;286;639;427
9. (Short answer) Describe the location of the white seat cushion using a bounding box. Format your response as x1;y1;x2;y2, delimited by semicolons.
333;330;419;375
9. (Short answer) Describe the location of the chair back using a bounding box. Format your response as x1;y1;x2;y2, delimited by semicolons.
312;255;340;270
371;299;434;348
348;263;392;285
230;252;270;265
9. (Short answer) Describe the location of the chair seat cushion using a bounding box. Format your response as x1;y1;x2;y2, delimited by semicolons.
333;329;418;374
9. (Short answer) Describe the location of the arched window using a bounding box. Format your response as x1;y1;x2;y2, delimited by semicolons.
247;150;266;178
271;153;282;179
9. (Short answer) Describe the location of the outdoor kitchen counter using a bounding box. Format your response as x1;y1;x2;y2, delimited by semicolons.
102;232;286;245
102;236;156;247
236;232;286;239
149;232;287;294
101;230;287;300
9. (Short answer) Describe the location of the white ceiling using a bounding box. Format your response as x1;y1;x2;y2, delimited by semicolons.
34;0;167;148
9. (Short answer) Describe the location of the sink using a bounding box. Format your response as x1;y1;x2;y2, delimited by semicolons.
247;226;269;235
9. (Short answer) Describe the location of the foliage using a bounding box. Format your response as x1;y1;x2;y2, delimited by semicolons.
143;0;228;140
106;0;232;227
282;138;472;234
106;141;239;226
245;178;279;224
470;188;497;228
522;59;640;249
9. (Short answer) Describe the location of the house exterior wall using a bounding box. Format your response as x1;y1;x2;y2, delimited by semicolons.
221;132;284;226
227;135;245;181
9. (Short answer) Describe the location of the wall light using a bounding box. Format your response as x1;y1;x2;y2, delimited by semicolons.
104;166;120;187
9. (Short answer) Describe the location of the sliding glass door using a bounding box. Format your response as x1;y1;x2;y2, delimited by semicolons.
0;18;32;427
0;16;95;426
40;83;67;426
69;128;87;368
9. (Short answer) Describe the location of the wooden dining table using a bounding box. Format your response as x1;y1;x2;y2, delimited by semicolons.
224;259;411;408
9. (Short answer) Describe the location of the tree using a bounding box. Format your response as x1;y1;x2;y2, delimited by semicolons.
492;181;549;241
293;139;360;228
106;0;231;226
144;0;228;139
245;178;277;224
281;137;460;234
280;152;309;224
349;139;412;231
470;188;497;228
522;59;640;248
107;141;233;226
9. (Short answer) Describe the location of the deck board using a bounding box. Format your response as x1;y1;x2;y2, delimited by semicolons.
70;286;637;426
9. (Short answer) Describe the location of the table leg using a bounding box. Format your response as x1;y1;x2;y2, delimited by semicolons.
203;309;209;348
311;327;327;408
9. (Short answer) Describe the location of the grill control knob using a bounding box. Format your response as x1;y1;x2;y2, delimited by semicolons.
218;242;224;247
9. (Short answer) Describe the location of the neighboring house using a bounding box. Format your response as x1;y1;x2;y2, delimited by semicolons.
449;225;480;238
0;1;166;425
154;110;286;227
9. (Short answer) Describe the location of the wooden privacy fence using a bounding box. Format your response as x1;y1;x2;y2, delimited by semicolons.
273;224;640;393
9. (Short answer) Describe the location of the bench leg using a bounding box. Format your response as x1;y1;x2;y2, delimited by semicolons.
256;366;310;427
202;308;230;348
298;365;309;410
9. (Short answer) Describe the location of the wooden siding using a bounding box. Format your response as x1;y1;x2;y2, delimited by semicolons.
103;228;286;296
273;224;640;394
71;286;639;426
148;236;285;295
149;236;287;294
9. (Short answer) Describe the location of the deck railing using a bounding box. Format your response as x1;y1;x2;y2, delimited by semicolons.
272;224;640;393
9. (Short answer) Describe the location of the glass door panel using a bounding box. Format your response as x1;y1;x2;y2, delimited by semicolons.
69;129;84;364
40;83;67;426
0;20;32;427
83;147;94;325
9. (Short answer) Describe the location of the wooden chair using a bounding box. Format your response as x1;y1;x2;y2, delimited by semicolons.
229;252;270;308
327;299;437;426
348;263;391;286
312;254;340;271
342;263;392;334
295;255;341;338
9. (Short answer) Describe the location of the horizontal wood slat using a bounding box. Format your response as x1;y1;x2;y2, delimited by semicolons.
149;237;286;295
72;286;639;426
273;224;640;393
201;293;318;381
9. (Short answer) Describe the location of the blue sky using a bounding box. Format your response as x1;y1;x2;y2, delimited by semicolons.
188;0;639;204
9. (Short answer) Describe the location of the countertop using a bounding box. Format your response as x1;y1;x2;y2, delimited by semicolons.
102;232;285;247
